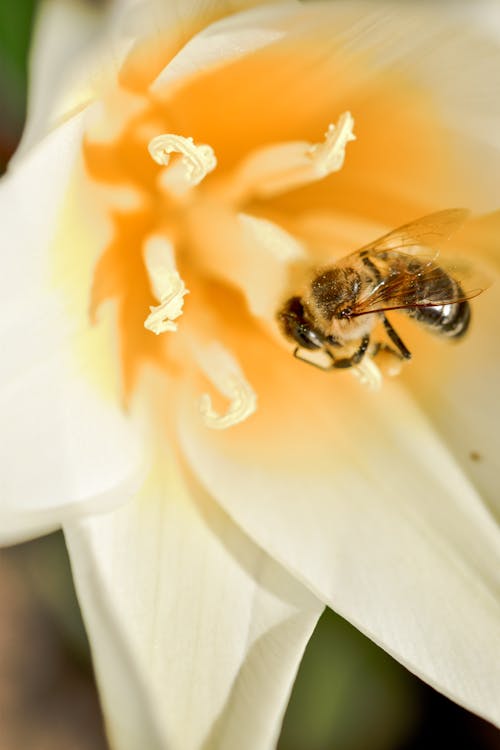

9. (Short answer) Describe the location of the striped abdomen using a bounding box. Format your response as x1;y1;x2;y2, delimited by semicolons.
404;265;470;338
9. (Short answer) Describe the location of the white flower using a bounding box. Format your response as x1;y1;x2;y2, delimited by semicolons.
1;1;500;748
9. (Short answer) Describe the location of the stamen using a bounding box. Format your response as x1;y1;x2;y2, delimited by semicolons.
148;134;217;190
219;112;355;202
307;111;356;176
197;343;257;429
144;275;188;335
350;356;382;391
143;235;189;335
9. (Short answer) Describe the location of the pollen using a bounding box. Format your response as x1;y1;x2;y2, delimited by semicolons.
351;356;382;391
197;343;257;430
308;111;356;176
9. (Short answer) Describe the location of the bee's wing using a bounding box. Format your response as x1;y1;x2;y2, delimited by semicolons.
345;209;484;316
350;252;485;317
356;208;470;255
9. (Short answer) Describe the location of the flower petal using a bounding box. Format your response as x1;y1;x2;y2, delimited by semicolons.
178;344;500;727
64;455;322;750
0;329;145;544
120;0;291;36
110;0;297;101
150;0;300;94
146;0;500;267
15;0;107;160
2;111;88;367
0;114;144;541
16;0;272;159
404;212;500;522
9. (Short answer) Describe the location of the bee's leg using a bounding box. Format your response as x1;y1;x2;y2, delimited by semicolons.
329;335;370;369
382;315;412;360
293;347;336;371
293;335;370;371
371;342;406;377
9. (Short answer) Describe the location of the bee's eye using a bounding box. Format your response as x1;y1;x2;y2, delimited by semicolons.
293;324;323;350
278;296;324;349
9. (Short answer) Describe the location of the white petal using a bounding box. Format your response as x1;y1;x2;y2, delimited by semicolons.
313;0;500;145
178;368;500;727
16;0;298;160
404;215;500;521
361;1;500;214
15;0;106;160
0;115;144;540
64;456;322;750
322;1;500;211
151;1;300;95
118;0;292;40
1;112;87;370
0;330;145;544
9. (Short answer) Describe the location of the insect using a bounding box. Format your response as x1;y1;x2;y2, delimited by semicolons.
277;209;482;373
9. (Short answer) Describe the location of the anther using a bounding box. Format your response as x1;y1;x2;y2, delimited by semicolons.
308;111;356;176
144;273;188;335
218;111;355;201
148;134;217;187
143;235;189;335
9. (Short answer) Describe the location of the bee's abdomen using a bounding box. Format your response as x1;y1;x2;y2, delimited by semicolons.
406;285;470;339
396;259;470;339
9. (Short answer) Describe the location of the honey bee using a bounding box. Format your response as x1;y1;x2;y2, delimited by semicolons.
277;209;483;372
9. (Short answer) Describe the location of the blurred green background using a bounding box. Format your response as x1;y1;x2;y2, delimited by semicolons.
0;0;37;168
1;2;500;749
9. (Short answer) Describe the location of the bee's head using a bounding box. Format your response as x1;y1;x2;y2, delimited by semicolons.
277;296;324;350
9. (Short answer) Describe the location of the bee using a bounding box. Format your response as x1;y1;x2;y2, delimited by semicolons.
277;209;483;372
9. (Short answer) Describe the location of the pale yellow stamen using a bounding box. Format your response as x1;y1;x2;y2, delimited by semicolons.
144;275;187;335
197;343;257;430
148;134;217;191
143;235;189;335
219;111;355;202
351;356;382;391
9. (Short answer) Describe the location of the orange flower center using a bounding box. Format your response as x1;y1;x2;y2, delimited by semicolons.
80;20;461;420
